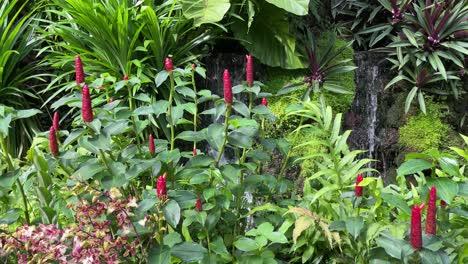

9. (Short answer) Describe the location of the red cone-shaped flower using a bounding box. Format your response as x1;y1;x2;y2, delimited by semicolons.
261;98;268;107
81;85;93;122
440;200;447;208
165;58;173;72
149;134;155;156
195;197;202;212
53;112;60;131
49;126;59;157
191;63;196;70
410;203;425;250
193;148;197;156
156;173;167;199
109;98;114;103
246;55;254;87
124;75;129;81
355;174;364;197
223;69;233;105
75;55;85;85
425;186;437;235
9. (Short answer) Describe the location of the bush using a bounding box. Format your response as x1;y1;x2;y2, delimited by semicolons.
399;101;450;152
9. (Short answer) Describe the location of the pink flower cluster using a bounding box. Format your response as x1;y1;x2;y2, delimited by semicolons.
0;197;140;263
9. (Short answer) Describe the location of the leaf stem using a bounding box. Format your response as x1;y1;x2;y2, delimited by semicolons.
215;105;231;167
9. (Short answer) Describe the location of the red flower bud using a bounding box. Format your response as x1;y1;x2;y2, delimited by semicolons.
193;148;197;156
109;98;114;103
53;112;60;131
355;174;364;197
75;55;85;85
191;64;196;70
425;186;437;235
164;58;173;72
49;126;59;157
246;55;254;87
261;98;268;107
124;75;129;81
149;134;155;156
440;200;447;207
223;69;233;105
410;203;425;250
81;85;94;122
195;197;202;212
98;85;104;90
156;173;167;199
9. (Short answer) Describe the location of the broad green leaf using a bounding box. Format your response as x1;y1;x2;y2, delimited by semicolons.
0;208;22;224
180;0;230;27
345;216;364;239
164;232;182;247
426;178;458;204
234;237;260;251
381;193;411;215
264;0;310;16
155;71;169;87
172;242;207;262
148;246;171;264
163;200;181;228
397;159;432;176
231;2;304;69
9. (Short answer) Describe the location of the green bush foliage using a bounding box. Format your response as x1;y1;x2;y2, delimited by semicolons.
399;100;450;152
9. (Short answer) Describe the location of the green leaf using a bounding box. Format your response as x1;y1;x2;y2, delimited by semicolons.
426;178;458;204
0;170;20;188
232;102;250;117
265;231;288;244
345;216;364;239
210;237;232;261
148;246;171;264
264;0;310;16
231;2;304;69
0;114;12;137
0;208;22;224
206;124;224;151
155;71;169;87
163;200;181;228
381;193;411;215
180;0;230;27
72;159;103;181
164;232;182;247
402;28;418;47
397;159;433;176
437;157;460;177
405;87;418;113
171;242;207;262
234;237;261;251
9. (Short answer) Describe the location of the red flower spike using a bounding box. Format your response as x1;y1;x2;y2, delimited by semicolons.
410;203;425;250
149;134;155;156
124;75;129;81
53;112;60;131
193;148;197;156
49;126;59;157
156;173;167;199
75;55;85;85
195;197;202;212
81;85;94;122
246;55;254;87
425;186;437;235
355;174;364;197
261;98;268;107
223;69;233;105
164;58;173;72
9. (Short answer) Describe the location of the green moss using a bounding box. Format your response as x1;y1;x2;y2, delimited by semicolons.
399;100;451;152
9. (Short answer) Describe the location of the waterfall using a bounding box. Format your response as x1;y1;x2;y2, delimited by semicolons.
367;66;379;161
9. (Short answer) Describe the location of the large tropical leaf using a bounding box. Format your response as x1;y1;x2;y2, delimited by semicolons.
231;2;305;69
180;0;230;26
265;0;310;16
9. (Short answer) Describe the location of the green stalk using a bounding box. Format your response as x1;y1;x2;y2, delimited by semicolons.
215;105;231;167
192;69;198;151
167;71;176;188
128;84;142;153
278;116;305;181
0;133;30;224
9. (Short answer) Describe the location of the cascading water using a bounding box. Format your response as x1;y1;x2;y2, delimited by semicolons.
347;52;391;178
